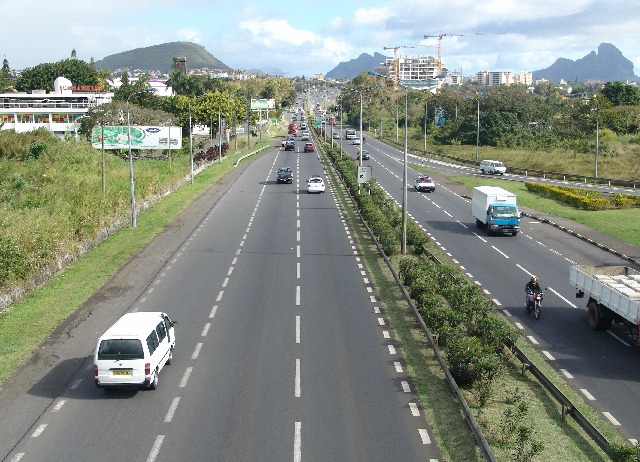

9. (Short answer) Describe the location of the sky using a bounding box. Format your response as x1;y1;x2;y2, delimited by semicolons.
3;0;640;79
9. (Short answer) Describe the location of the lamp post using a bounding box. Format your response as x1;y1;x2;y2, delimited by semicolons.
401;87;408;255
126;88;155;228
475;98;480;161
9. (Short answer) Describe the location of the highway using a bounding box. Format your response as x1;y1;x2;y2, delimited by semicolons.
0;133;441;461
341;130;640;443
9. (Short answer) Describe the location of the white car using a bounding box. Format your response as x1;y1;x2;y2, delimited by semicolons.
307;176;326;193
332;132;340;139
352;138;361;145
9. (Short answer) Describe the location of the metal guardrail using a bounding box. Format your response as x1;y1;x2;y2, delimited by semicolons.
233;145;268;167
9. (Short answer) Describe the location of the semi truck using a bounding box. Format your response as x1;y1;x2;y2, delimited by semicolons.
570;265;640;336
471;186;521;235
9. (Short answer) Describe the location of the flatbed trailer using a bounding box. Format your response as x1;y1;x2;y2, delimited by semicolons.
570;265;640;338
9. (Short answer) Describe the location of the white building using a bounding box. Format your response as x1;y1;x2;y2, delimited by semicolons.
383;55;452;91
475;71;513;86
0;77;113;138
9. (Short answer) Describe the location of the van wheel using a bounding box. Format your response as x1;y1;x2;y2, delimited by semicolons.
149;370;159;390
166;347;173;365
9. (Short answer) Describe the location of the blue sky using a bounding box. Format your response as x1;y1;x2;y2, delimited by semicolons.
4;0;640;79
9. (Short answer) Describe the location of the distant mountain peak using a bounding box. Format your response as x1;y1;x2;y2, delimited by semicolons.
533;43;638;83
325;52;389;81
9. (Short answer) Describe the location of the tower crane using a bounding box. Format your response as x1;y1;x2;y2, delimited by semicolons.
423;32;506;75
383;45;433;90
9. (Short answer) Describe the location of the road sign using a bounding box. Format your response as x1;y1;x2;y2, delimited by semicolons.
358;166;372;184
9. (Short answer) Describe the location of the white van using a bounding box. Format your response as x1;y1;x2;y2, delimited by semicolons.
94;312;177;390
479;159;506;175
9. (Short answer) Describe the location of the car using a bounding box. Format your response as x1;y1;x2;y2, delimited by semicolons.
284;141;295;151
352;138;361;145
277;167;293;184
304;142;315;152
479;159;506;175
307;176;325;193
357;150;370;160
332;131;340;139
301;131;310;141
414;175;436;192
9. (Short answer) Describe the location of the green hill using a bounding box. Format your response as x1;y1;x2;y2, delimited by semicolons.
94;41;230;73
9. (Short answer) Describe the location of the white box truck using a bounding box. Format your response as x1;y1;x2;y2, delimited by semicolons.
472;186;521;235
570;265;640;335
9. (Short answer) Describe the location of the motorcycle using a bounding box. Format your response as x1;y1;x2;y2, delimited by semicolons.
526;290;544;319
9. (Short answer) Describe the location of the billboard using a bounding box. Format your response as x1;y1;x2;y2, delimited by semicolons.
91;126;183;150
251;99;275;110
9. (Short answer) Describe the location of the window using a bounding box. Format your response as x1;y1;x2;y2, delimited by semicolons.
98;339;144;360
156;322;166;342
146;331;160;355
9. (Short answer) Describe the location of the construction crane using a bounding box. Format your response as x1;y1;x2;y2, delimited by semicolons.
423;32;505;75
383;45;432;90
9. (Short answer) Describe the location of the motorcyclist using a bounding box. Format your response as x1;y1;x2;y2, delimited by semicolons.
525;276;541;309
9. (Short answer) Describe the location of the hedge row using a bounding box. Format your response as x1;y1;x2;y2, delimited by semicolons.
319;134;518;390
322;140;428;255
525;182;640;210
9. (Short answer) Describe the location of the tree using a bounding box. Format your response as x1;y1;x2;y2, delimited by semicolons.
16;58;99;92
0;58;13;92
601;81;640;107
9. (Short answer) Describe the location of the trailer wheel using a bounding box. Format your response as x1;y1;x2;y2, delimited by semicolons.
587;301;612;330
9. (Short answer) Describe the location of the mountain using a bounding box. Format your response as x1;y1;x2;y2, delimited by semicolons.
94;42;230;73
325;52;389;80
533;43;638;83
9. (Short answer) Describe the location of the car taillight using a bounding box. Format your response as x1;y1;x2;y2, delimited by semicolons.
94;364;98;377
145;363;151;375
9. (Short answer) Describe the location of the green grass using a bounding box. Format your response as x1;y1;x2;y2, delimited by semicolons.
445;174;640;248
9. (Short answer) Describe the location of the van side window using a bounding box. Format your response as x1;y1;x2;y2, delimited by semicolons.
156;322;166;343
146;331;160;355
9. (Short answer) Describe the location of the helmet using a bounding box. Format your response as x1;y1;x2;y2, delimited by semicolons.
530;276;538;284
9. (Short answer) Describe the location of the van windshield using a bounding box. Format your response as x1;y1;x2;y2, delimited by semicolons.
98;339;144;360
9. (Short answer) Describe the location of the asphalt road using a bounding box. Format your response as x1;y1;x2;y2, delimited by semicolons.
346;132;640;443
0;135;441;461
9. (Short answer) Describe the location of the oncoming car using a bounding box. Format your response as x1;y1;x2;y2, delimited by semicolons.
357;150;369;160
414;175;436;192
307;176;325;193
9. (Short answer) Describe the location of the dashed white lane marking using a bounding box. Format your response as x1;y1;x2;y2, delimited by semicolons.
53;399;66;412
581;389;596;401
515;322;524;330
296;286;301;306
493;299;502;306
409;402;420;416
603;412;621;426
527;335;539;344
560;369;574;379
388;345;396;355
547;287;577;308
378;318;385;326
164;397;181;423
70;379;82;390
394;362;403;373
179;367;193;388
295;358;301;398
31;424;47;438
201;323;211;337
419;429;432;445
492;246;509;259
401;381;411;392
192;343;203;360
294;422;302;462
209;305;217;318
9;453;24;462
542;351;555;360
216;291;224;302
607;330;631;346
383;330;390;339
147;435;165;462
296;316;301;344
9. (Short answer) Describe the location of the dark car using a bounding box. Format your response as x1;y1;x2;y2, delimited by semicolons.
284;141;295;151
276;167;293;184
357;150;370;160
304;142;315;152
414;175;436;192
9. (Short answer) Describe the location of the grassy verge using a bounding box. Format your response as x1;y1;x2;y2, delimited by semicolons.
0;144;270;385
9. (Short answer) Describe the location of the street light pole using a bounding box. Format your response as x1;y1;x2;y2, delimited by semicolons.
475;98;480;161
359;92;363;167
401;87;408;255
126;89;153;228
188;99;194;184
